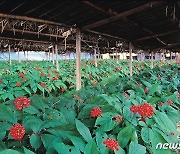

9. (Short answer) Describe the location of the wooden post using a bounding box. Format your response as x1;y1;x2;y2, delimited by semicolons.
76;29;81;90
113;49;115;60
23;50;26;60
27;50;29;60
94;48;98;67
177;52;180;63
73;52;75;59
162;50;165;62
151;51;153;69
116;49;118;63
52;47;54;64
8;45;11;65
170;51;172;63
129;42;133;77
55;44;59;71
48;49;50;61
18;48;20;63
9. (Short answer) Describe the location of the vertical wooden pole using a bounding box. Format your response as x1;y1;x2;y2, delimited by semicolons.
151;51;153;69
177;52;180;63
170;51;172;63
73;52;75;59
76;29;81;90
8;45;11;65
18;48;20;63
23;50;26;60
129;42;133;77
113;50;115;60
27;51;29;60
162;50;165;62
116;49;118;63
55;45;59;71
48;49;50;61
52;47;55;64
94;48;97;67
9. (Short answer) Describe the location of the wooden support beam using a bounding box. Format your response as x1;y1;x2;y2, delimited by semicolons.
18;48;20;63
94;49;98;67
8;45;11;65
82;1;165;46
155;42;180;50
48;49;50;61
151;51;153;69
116;49;118;63
86;30;124;40
0;36;51;44
129;42;133;77
82;2;161;30
0;13;69;27
134;30;178;42
55;44;59;71
76;29;81;90
52;47;55;64
5;28;64;39
27;51;29;60
162;50;165;62
24;50;26;60
122;18;167;46
113;49;114;60
82;1;117;16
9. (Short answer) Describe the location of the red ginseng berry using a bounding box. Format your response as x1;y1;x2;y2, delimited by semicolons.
40;82;46;88
138;102;154;118
90;107;102;118
14;96;31;110
158;102;163;106
10;124;25;140
19;72;24;77
16;82;22;87
167;99;173;106
144;88;149;93
103;138;119;151
113;116;123;122
130;105;139;114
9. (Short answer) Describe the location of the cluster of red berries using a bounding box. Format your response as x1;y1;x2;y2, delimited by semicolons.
158;102;163;106
73;94;78;99
69;83;74;87
113;116;123;122
18;72;24;77
40;72;45;77
10;124;25;140
14;96;31;110
167;99;173;106
138;103;154;118
0;79;2;84
40;82;46;88
130;105;139;114
103;138;119;151
144;88;149;93
178;93;180;99
61;87;66;92
157;75;161;79
16;82;22;87
130;103;154;118
90;107;102;118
